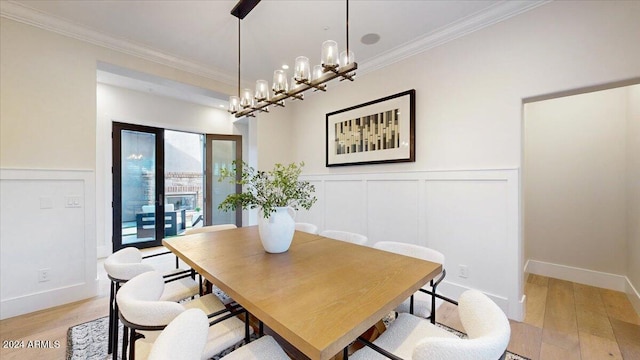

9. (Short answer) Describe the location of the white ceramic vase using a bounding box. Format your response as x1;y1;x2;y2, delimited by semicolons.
257;206;296;253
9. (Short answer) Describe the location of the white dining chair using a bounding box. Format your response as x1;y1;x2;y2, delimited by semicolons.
349;289;511;360
104;247;200;356
146;309;209;360
373;241;456;323
221;335;290;360
295;222;319;234
184;224;237;235
117;271;250;360
319;230;368;245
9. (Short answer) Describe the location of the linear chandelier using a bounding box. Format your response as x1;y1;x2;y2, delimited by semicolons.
228;0;357;118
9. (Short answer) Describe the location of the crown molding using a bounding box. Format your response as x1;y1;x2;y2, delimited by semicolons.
1;0;550;84
0;0;236;87
358;0;552;76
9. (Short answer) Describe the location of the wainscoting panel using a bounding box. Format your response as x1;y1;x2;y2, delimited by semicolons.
367;180;420;247
425;179;511;297
0;169;97;319
299;169;523;320
322;180;367;236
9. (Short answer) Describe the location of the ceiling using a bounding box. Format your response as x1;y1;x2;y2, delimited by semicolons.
2;0;547;106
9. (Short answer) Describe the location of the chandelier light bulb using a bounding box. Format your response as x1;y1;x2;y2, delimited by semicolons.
255;80;269;101
240;88;253;108
294;56;310;82
321;40;339;67
273;70;288;93
339;50;355;68
228;95;240;112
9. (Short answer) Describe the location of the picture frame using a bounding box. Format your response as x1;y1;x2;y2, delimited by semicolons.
326;89;415;167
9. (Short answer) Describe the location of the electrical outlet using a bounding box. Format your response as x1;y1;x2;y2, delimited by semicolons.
38;268;51;282
458;264;469;279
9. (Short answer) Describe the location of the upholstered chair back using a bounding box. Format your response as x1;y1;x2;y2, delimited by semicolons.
104;247;155;281
116;271;185;326
295;222;319;235
184;224;237;235
412;290;510;360
147;309;209;360
374;241;445;266
319;230;368;245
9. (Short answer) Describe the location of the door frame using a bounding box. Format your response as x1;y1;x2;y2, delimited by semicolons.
112;122;165;251
205;134;243;227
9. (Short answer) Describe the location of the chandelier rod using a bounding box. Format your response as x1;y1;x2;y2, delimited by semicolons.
237;17;241;98
346;0;349;60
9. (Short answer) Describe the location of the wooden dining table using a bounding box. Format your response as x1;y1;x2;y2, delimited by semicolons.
163;226;442;360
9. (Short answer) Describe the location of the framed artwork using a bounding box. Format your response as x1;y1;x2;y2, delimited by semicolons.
326;89;415;167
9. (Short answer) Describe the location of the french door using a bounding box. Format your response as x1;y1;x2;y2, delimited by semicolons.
112;123;243;251
113;122;165;250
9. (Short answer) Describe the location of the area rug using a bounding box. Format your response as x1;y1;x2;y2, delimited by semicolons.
68;315;530;360
66;316;255;360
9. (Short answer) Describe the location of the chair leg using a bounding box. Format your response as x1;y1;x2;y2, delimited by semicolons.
430;279;437;324
121;325;129;360
107;281;115;354
343;347;349;360
112;283;121;357
129;329;136;360
410;294;414;314
259;321;264;337
244;310;251;343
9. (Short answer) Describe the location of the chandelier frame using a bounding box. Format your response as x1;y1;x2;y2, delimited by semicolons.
229;0;357;118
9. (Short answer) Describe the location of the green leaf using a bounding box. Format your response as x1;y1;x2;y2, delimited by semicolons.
217;161;317;218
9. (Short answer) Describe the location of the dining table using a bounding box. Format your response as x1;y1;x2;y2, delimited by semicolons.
163;226;442;360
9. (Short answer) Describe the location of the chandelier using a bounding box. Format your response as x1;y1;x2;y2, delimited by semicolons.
228;0;357;118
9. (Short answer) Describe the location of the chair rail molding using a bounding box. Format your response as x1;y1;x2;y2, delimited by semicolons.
0;168;97;319
298;168;523;320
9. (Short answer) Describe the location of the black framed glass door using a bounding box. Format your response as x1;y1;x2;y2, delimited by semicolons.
112;122;165;250
113;123;242;250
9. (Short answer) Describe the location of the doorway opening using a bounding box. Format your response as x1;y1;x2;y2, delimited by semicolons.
112;122;242;251
522;80;639;292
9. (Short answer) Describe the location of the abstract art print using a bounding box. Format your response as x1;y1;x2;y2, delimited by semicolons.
326;89;415;166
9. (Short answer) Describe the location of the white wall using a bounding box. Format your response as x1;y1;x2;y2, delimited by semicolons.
524;88;629;275
96;83;245;257
283;1;640;174
0;16;236;318
0;169;96;319
257;1;640;319
627;85;640;313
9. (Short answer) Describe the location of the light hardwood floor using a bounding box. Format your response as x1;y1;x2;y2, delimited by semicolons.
437;274;640;360
1;254;639;359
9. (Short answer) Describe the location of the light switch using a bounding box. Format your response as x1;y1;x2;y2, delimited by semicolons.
65;196;83;208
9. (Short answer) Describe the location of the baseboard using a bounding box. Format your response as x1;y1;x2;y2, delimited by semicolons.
438;281;522;320
626;277;640;316
0;280;98;320
525;259;627;291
